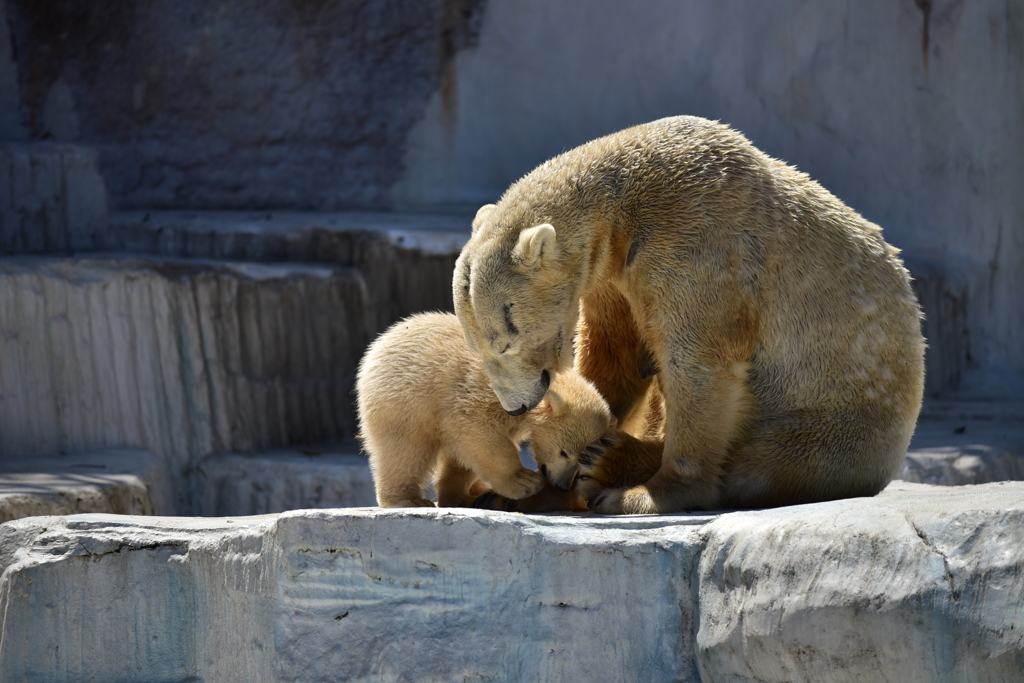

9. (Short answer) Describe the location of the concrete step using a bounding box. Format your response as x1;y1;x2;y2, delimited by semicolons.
0;449;173;523
0;445;372;523
0;255;371;505
899;415;1024;486
104;210;472;330
1;481;1021;682
190;445;375;516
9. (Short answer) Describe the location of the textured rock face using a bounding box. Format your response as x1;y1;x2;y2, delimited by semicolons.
696;482;1024;682
900;417;1024;486
4;0;485;209
0;256;370;486
2;482;1022;682
0;513;281;683
101;210;471;332
191;448;375;516
0;449;171;522
0;143;108;252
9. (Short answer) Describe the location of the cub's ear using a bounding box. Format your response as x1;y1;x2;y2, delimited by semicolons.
540;390;565;417
513;224;556;267
472;204;497;234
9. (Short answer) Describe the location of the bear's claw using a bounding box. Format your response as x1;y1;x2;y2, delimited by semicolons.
472;491;500;509
585;487;624;514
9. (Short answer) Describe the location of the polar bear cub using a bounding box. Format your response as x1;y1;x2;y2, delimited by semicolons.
356;312;613;508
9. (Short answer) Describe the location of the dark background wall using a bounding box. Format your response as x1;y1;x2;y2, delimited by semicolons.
2;0;484;209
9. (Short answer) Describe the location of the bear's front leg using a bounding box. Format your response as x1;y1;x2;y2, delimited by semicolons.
575;431;663;513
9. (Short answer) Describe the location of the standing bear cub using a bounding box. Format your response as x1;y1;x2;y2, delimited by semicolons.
356;312;612;508
454;115;925;514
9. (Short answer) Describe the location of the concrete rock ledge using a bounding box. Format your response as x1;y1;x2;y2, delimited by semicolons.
899;416;1024;486
191;447;376;516
2;482;1021;683
0;449;173;523
104;210;471;331
0;255;370;482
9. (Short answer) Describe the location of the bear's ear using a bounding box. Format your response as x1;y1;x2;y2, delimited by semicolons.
541;390;565;417
472;204;497;234
514;224;556;267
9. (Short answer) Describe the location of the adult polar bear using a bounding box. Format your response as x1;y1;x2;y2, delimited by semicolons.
454;116;924;514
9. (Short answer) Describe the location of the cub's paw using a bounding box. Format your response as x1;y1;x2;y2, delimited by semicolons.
471;490;513;511
576;479;625;514
493;468;545;501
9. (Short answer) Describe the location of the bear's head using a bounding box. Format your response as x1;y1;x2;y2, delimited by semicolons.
526;371;614;492
454;204;582;415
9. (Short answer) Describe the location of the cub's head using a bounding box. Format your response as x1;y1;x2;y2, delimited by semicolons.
454;203;581;415
526;371;614;491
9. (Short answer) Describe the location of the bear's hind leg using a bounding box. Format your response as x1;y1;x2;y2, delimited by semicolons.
435;454;490;507
721;409;909;508
367;431;438;508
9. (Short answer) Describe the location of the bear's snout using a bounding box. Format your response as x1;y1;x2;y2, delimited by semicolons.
501;370;551;416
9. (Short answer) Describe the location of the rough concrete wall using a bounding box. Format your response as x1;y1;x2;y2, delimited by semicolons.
0;0;25;141
395;0;1024;376
0;257;371;491
3;0;485;209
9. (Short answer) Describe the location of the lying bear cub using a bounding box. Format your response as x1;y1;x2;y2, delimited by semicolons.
356;312;613;510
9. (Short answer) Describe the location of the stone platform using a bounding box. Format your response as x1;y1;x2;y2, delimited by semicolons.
0;449;173;523
2;481;1021;683
190;446;376;516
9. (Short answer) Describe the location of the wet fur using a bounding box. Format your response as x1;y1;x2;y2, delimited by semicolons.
454;116;925;513
356;313;613;509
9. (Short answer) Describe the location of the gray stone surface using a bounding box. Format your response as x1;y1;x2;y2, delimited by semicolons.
2;1;1019;384
0;449;172;522
0;143;108;252
0;0;24;141
191;447;375;516
3;0;485;209
899;416;1024;486
696;481;1024;682
103;210;471;329
0;255;370;498
1;482;1022;682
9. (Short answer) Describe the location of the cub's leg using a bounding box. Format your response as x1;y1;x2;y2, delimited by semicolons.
364;427;437;508
435;454;490;507
446;429;545;502
471;481;588;513
508;482;589;512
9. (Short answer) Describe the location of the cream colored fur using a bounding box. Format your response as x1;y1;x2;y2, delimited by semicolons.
356;313;612;508
454;116;925;514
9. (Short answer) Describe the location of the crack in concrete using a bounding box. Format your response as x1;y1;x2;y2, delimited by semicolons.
906;514;960;601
